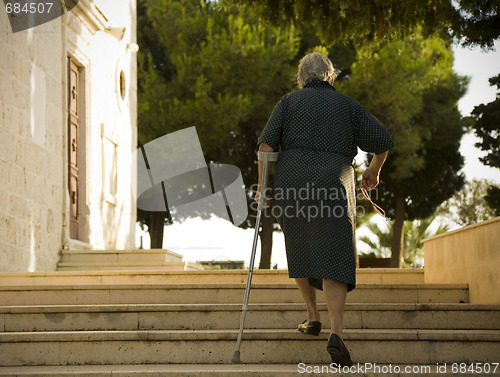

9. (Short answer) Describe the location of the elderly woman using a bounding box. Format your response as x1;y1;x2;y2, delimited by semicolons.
256;52;394;365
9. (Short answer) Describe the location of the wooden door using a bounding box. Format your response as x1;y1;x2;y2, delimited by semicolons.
68;59;79;239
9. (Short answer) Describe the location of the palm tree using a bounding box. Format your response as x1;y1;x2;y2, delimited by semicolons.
358;216;450;267
358;221;392;259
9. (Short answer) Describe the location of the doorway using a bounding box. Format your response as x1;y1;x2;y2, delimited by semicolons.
67;57;88;241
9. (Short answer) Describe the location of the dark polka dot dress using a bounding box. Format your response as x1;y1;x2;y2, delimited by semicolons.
258;80;394;292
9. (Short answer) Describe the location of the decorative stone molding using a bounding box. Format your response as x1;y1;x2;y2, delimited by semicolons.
65;0;108;35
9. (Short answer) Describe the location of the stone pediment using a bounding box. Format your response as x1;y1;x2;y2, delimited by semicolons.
64;0;108;35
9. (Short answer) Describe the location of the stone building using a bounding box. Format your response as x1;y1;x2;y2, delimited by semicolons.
0;0;137;272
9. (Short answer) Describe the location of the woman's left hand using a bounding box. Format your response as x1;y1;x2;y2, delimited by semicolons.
254;186;272;208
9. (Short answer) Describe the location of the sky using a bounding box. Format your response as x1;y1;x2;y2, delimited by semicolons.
453;40;500;184
137;41;500;269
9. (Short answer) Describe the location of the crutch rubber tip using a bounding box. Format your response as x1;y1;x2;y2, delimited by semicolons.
231;350;241;363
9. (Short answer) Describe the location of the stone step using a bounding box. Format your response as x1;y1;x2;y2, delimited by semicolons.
56;262;203;271
0;363;495;376
0;268;425;286
1;303;498;332
56;250;204;272
0;283;469;305
0;329;498;366
59;249;185;264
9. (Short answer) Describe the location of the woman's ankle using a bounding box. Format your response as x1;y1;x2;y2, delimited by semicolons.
329;330;344;339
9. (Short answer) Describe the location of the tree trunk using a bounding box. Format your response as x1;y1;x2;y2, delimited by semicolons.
149;212;166;249
258;207;274;269
390;196;406;268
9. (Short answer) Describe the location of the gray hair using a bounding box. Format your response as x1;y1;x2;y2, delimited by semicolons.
297;52;337;88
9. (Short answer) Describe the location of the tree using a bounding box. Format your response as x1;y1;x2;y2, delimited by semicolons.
359;216;450;267
339;33;467;267
220;0;500;48
137;0;299;248
451;0;500;48
485;185;500;216
471;75;500;215
437;179;498;225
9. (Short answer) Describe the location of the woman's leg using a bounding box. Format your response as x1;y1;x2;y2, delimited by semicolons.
294;278;320;322
323;279;347;338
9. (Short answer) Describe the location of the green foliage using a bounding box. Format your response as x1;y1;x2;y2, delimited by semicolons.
472;75;500;169
471;74;500;215
437;179;498;226
137;0;300;237
220;0;500;49
392;73;467;221
220;0;453;46
359;217;450;267
139;0;299;155
452;0;500;48
485;185;500;216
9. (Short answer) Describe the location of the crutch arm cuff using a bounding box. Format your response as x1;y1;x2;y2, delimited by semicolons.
258;151;279;162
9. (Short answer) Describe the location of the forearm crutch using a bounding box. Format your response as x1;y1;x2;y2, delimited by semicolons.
232;150;279;364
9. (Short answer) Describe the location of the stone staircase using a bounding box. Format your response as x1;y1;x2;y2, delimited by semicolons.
0;269;499;376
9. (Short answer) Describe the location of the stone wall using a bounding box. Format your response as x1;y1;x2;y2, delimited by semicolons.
0;0;137;272
0;10;64;271
424;217;500;304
